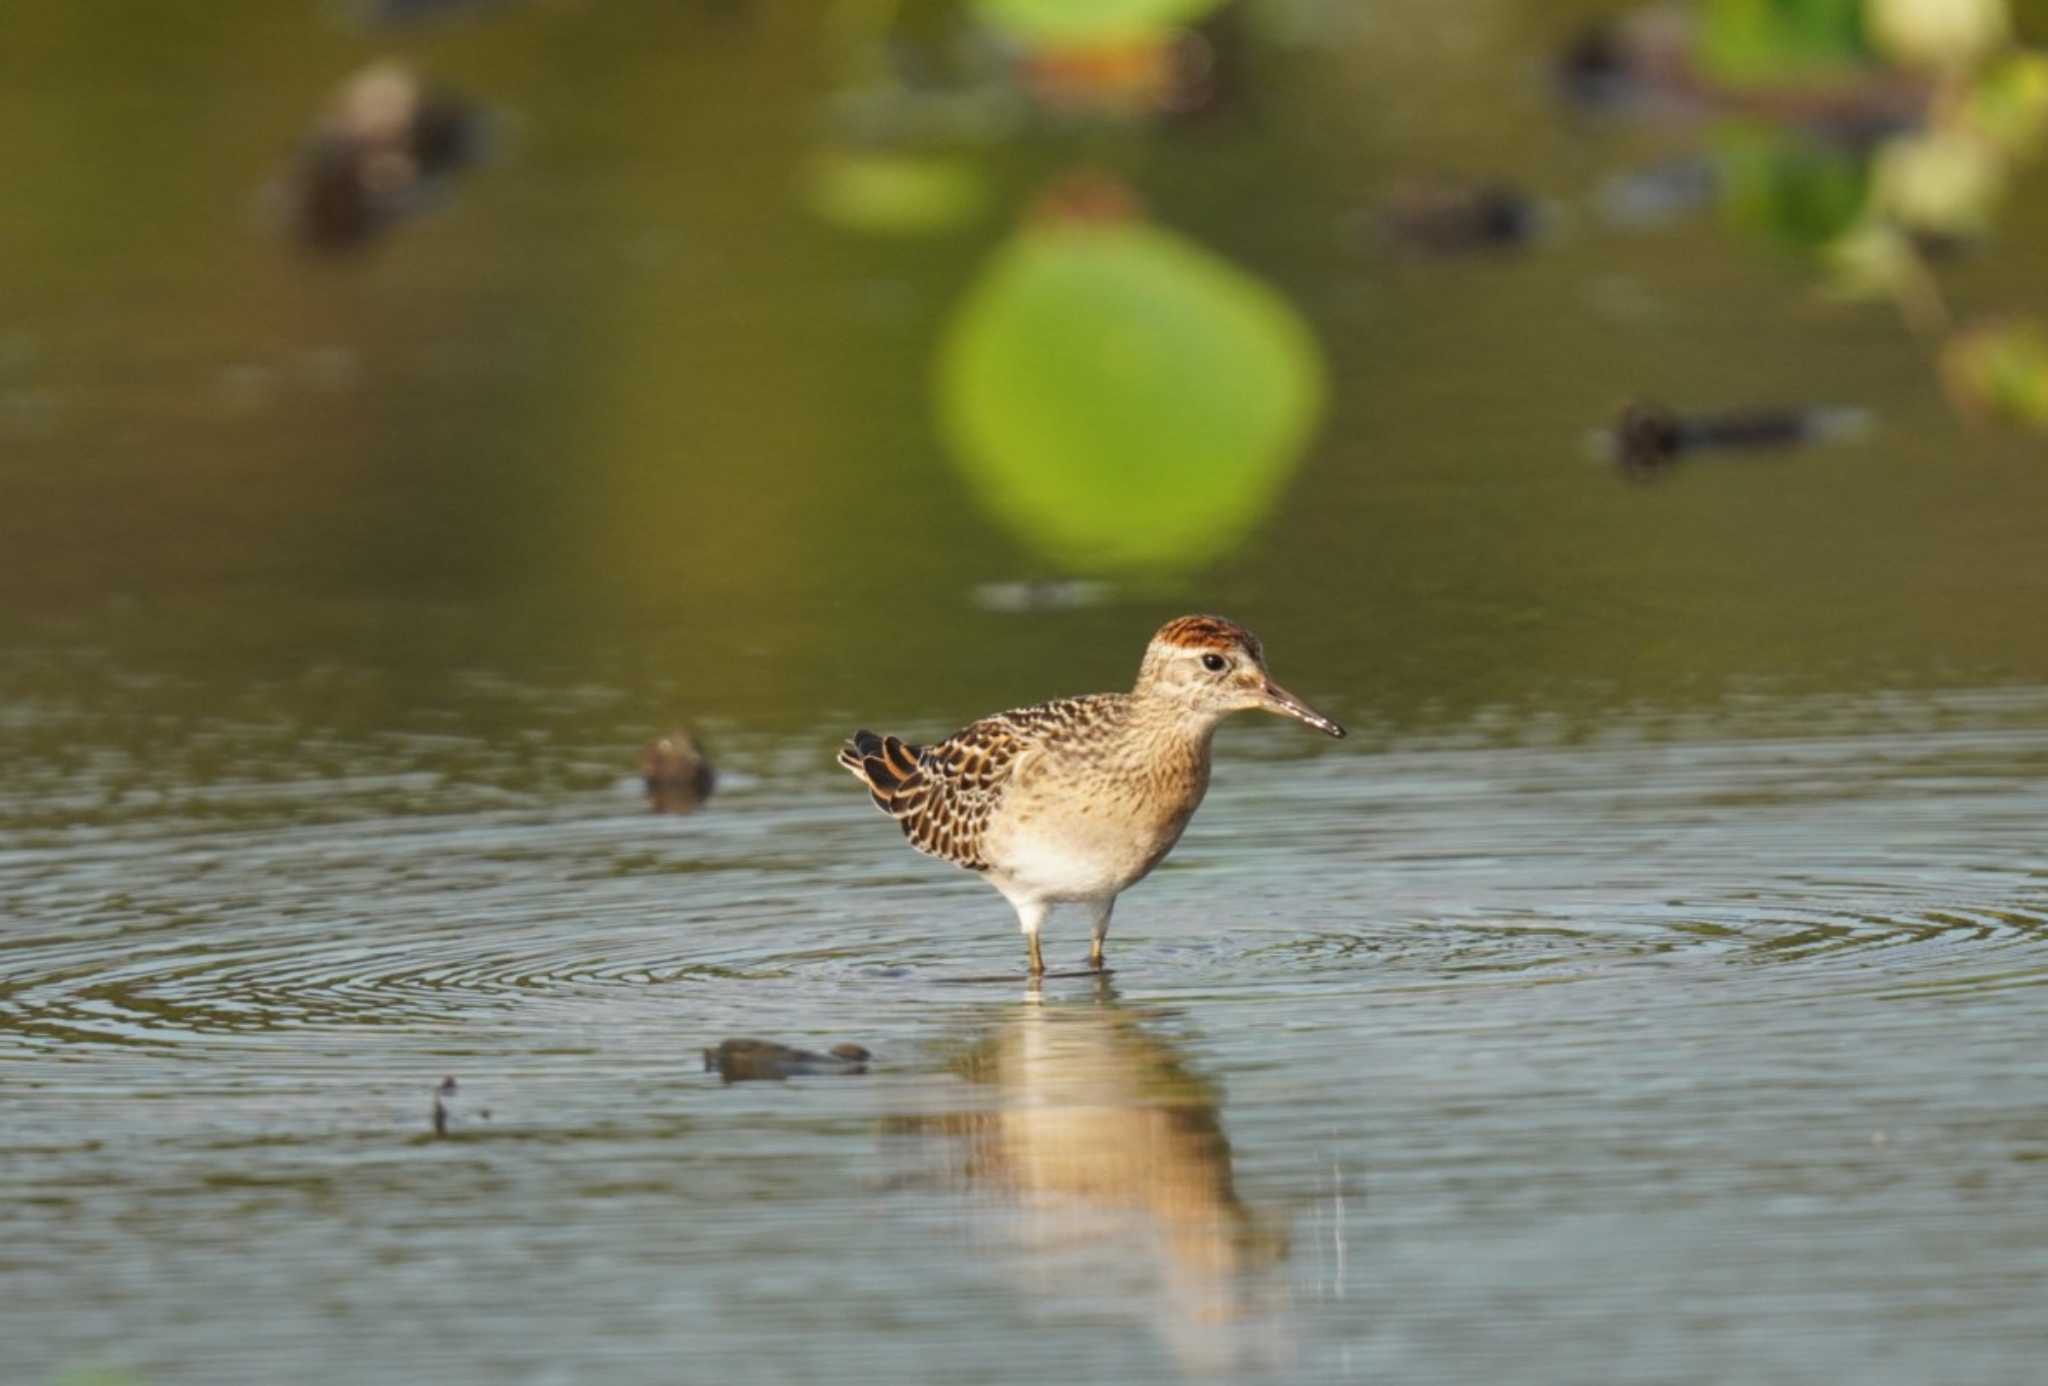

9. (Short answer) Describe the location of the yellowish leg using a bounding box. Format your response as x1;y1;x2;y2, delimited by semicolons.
1014;898;1049;978
1086;899;1115;973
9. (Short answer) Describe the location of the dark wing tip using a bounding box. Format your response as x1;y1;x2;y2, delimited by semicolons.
839;729;890;775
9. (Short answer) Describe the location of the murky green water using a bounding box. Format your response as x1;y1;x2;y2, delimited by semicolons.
7;2;2048;1383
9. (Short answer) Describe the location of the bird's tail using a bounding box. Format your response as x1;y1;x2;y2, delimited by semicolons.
836;730;930;819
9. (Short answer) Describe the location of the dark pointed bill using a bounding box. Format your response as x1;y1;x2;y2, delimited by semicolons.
1259;680;1346;738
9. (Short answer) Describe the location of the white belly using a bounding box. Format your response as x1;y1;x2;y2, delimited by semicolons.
985;804;1194;904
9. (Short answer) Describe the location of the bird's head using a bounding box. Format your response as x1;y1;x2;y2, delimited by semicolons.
1134;615;1345;738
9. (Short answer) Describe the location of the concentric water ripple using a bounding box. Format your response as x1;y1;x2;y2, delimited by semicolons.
5;706;2046;1055
8;695;2048;1385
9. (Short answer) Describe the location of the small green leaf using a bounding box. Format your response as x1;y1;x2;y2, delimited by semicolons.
936;215;1325;572
1943;319;2048;430
1713;122;1871;249
1699;0;1870;86
1966;52;2048;157
1820;222;1947;331
803;153;990;236
972;0;1227;47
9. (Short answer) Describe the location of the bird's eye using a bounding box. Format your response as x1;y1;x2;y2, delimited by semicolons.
1201;653;1228;673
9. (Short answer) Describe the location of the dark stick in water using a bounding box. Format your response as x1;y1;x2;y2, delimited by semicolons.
1607;399;1870;477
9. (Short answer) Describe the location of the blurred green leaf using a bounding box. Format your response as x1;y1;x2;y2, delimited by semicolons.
803;153;990;236
972;0;1226;47
1867;0;2011;70
1966;52;2048;158
1699;0;1869;86
1713;122;1871;249
1872;127;2006;236
937;215;1324;572
1821;221;1947;331
1942;318;2048;429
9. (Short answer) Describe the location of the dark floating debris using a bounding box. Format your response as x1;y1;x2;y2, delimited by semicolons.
703;1039;871;1083
640;730;715;814
429;1075;491;1136
1601;399;1872;478
1379;180;1544;255
292;61;490;253
432;1076;455;1136
1554;9;1690;115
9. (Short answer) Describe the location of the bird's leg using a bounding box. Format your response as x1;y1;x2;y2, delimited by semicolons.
1086;899;1115;973
1016;899;1049;977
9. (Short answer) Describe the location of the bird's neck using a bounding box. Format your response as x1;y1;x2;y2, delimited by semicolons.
1122;692;1224;762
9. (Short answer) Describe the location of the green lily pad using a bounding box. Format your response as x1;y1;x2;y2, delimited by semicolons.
937;217;1324;572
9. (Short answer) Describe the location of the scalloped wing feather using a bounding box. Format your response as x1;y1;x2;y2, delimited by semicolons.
836;695;1121;873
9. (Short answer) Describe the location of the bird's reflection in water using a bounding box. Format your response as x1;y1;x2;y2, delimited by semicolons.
896;984;1293;1376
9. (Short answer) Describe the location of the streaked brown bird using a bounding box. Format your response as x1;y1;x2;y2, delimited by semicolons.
837;615;1345;976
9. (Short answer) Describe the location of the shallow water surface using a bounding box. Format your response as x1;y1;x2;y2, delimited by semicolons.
9;1;2048;1380
7;685;2048;1384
